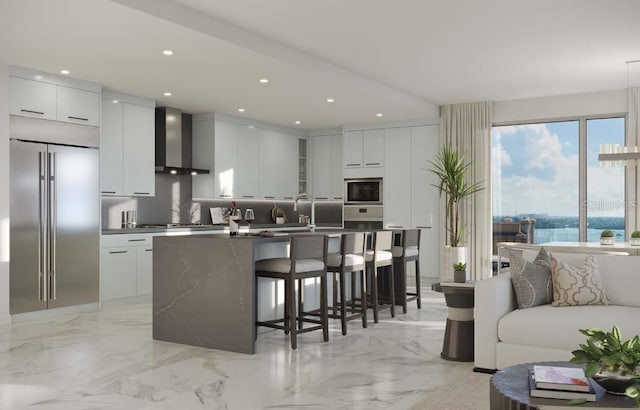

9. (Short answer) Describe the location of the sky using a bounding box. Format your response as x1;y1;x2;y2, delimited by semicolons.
492;117;625;218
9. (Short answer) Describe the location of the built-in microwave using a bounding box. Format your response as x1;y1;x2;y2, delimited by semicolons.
344;178;383;205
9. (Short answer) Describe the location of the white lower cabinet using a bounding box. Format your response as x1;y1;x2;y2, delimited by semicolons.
100;234;153;301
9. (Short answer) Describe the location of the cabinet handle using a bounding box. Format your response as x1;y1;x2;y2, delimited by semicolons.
101;191;116;194
219;194;231;198
264;196;275;199
133;192;150;195
242;195;254;198
416;226;432;229
67;116;89;121
346;163;360;167
145;249;153;252
21;109;45;115
365;162;380;166
284;197;294;200
388;225;404;228
316;197;328;200
109;250;128;254
333;197;343;200
128;239;145;242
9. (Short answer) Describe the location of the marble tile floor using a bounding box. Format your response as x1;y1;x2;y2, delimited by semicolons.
0;289;490;410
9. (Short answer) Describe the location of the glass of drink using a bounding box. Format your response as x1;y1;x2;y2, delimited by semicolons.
231;208;242;236
244;209;255;233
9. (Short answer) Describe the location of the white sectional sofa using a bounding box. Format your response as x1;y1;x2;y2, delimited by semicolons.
474;249;640;371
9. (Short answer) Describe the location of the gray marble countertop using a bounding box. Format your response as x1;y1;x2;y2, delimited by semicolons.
101;223;323;235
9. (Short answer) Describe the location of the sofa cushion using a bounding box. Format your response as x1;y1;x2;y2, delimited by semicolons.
510;247;552;309
550;254;609;307
498;305;640;351
596;255;640;307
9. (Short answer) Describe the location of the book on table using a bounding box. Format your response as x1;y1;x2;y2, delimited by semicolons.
533;365;590;392
528;370;597;401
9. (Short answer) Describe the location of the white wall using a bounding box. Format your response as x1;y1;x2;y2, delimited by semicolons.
0;63;10;324
494;89;627;123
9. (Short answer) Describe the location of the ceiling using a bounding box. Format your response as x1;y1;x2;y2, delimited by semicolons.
2;0;640;130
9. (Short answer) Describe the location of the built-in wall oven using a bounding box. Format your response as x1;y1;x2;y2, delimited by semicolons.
343;205;383;230
344;178;382;205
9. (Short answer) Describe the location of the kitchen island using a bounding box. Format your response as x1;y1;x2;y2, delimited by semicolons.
153;232;341;354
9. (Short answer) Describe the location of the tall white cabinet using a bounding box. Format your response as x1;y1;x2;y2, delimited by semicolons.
310;134;343;200
100;91;155;197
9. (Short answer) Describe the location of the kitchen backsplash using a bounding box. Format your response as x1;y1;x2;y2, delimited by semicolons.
101;174;343;229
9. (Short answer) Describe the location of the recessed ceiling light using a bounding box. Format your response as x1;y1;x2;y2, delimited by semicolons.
112;100;119;104
163;92;172;97
162;50;174;56
34;75;43;80
259;78;269;84
326;98;335;103
376;113;384;117
60;69;70;75
238;108;245;112
295;121;301;125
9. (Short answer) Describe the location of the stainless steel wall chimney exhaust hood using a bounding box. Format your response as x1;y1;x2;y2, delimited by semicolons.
155;107;210;175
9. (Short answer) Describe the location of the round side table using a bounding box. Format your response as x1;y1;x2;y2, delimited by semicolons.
431;282;474;362
490;361;636;409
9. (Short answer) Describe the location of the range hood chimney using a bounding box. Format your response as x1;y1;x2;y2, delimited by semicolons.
155;107;210;175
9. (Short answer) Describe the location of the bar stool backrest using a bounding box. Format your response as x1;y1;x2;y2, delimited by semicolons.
373;230;393;252
291;235;328;263
342;232;366;256
402;229;420;249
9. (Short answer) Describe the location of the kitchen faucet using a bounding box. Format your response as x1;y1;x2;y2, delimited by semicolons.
294;193;316;230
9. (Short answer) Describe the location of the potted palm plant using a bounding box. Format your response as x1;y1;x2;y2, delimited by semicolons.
430;145;484;281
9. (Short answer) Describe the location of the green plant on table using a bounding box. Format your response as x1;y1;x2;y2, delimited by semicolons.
631;231;640;239
569;326;640;406
452;262;467;271
600;229;615;238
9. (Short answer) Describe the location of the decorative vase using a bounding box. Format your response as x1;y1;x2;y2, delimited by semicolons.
593;371;637;395
442;246;467;282
600;237;615;245
454;270;467;283
630;238;640;246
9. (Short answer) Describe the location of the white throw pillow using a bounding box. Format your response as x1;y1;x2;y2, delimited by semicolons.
550;254;609;307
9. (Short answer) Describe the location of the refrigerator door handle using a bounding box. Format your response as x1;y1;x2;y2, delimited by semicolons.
48;152;57;301
38;151;47;302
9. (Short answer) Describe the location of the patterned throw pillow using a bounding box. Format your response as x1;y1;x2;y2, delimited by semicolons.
509;247;553;309
550;254;610;307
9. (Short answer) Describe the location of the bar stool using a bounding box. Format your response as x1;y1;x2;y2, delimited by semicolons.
326;232;367;335
392;229;422;314
365;230;395;323
255;235;329;349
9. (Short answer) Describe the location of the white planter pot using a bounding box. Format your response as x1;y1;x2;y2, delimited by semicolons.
442;246;468;283
630;237;640;246
600;237;614;245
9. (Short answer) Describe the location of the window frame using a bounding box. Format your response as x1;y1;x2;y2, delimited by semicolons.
492;113;627;242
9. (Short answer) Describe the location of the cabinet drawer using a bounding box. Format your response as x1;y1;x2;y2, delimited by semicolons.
101;233;153;248
100;247;137;301
9;77;57;120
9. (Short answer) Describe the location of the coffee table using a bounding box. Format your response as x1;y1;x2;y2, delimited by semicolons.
490;361;636;409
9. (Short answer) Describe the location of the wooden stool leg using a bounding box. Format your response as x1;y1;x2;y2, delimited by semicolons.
339;270;347;335
255;275;259;341
287;277;297;349
371;266;379;323
389;264;396;318
298;279;304;331
283;278;289;335
350;271;356;313
415;259;422;309
332;272;338;318
401;259;408;314
360;269;367;328
321;273;329;342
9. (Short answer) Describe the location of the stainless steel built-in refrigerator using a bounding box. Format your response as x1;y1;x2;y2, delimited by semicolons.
10;116;100;314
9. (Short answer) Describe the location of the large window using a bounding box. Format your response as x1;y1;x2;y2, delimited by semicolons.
492;116;625;245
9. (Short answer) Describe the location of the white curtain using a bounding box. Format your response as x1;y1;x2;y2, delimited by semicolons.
627;88;640;233
440;101;493;280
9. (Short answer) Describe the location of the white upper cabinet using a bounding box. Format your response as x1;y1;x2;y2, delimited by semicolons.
383;127;412;229
123;103;155;196
191;119;215;199
258;128;281;199
236;125;259;199
9;77;57;121
280;133;299;199
214;120;239;198
57;86;100;126
343;130;363;168
311;134;343;200
101;91;155;197
100;98;124;195
343;129;384;169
